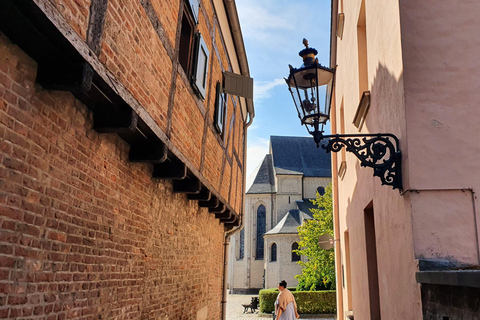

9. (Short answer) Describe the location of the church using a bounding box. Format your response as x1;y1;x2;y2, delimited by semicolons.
228;136;331;293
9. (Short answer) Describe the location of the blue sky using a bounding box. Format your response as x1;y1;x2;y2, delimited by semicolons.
235;0;332;178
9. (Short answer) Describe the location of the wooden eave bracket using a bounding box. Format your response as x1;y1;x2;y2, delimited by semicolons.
0;0;240;227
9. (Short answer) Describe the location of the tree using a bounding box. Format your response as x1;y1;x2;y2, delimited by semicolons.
295;183;335;291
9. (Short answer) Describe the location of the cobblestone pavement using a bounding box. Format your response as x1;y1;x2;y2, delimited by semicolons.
226;294;336;320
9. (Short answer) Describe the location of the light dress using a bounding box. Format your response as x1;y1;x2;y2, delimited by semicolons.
274;300;297;320
275;289;298;320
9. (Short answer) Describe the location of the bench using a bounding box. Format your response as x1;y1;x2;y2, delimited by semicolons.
241;297;259;313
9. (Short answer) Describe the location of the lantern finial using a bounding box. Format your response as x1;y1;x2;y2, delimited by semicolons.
303;38;309;48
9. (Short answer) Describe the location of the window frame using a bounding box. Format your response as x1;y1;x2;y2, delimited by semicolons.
191;32;209;100
270;242;277;262
238;228;245;260
292;242;301;262
255;204;266;260
214;81;226;135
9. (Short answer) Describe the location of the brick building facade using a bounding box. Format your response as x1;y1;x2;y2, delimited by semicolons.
0;0;253;319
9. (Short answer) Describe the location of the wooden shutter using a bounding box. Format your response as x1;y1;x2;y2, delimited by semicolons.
188;0;199;23
192;32;209;99
214;81;225;134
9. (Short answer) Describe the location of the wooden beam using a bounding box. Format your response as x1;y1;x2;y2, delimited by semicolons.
199;196;219;208
94;108;139;134
86;0;108;55
224;218;240;229
187;186;211;201
173;177;201;194
129;142;167;164
152;157;187;180
219;214;237;223
209;203;226;214
216;209;231;220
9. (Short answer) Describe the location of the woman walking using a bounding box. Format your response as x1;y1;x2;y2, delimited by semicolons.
275;280;300;319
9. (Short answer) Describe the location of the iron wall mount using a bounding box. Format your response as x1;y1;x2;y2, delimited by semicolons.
312;131;402;190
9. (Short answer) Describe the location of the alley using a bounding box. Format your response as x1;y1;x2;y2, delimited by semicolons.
226;294;336;320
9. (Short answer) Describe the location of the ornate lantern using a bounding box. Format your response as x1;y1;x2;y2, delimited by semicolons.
286;39;403;190
286;39;335;144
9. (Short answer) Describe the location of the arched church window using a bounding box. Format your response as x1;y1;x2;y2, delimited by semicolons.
292;242;301;261
270;243;277;262
317;186;325;196
239;229;244;260
256;205;266;259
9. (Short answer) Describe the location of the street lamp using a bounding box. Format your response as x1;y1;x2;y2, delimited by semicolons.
286;39;334;144
286;39;403;190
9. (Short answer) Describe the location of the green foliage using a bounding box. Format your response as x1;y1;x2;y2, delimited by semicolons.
295;183;336;291
259;288;336;314
259;288;278;313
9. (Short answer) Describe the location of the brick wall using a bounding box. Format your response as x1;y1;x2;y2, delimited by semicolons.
0;32;226;319
0;0;251;317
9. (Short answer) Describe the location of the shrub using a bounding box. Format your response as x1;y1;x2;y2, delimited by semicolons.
259;289;336;314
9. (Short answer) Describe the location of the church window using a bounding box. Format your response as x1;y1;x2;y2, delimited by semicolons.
292;242;301;261
270;243;277;262
256;205;266;259
239;229;244;260
317;186;325;196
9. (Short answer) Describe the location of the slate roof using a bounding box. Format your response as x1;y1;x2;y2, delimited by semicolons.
246;154;276;194
295;200;317;217
264;209;313;235
270;136;331;177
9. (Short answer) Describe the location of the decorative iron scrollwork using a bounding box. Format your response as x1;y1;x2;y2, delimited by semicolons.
319;133;402;190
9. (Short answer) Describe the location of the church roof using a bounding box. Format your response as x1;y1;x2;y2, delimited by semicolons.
246;154;276;194
270;136;331;177
296;199;317;216
265;208;313;235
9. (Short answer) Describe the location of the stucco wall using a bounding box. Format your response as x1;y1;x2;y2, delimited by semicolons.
332;0;421;319
399;0;480;265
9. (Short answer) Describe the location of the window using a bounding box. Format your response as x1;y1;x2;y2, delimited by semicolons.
256;205;266;259
357;0;368;97
239;228;244;260
178;3;195;75
192;32;209;99
270;243;277;262
214;81;226;134
292;242;300;261
178;0;209;100
317;187;325;196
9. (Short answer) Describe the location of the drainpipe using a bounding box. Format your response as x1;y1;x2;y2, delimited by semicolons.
221;111;254;320
220;2;254;319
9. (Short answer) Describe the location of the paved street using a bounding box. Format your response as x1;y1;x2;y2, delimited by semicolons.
226;294;336;320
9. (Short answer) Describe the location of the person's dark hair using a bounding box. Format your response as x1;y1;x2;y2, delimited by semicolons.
279;280;287;288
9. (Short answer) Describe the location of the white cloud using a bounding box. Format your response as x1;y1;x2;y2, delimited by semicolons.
254;78;285;101
246;137;270;188
236;1;307;45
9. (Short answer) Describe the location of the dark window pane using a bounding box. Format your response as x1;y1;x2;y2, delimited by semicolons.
271;243;277;262
178;11;194;74
292;242;300;261
256;205;266;259
239;229;244;260
214;81;226;134
317;187;325;196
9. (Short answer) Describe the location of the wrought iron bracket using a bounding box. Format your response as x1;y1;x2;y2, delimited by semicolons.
312;131;402;190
